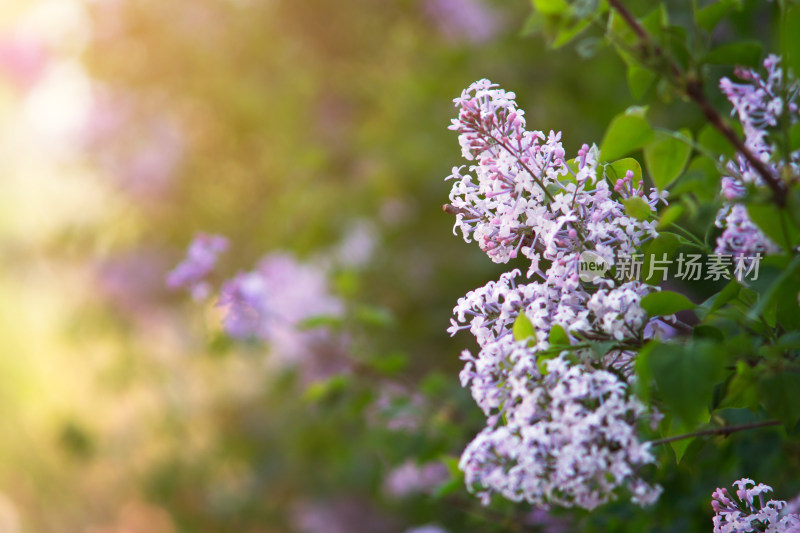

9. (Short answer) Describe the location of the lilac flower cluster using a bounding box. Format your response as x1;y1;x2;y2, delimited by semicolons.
712;478;800;533
716;55;796;258
446;80;666;509
460;357;661;509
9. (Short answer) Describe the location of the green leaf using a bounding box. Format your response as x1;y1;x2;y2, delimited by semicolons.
704;41;763;67
647;341;728;427
782;4;800;79
720;360;760;411
698;124;736;159
600;109;655;161
366;352;408;375
604;158;642;188
696;0;741;31
355;305;395;328
640;290;696;316
532;0;569;15
627;63;656;100
666;417;697;463
623;196;652;221
549;324;569;346
304;374;350;403
747;205;800;249
644;129;693;189
758;371;800;427
657;204;685;229
513;312;537;344
698;280;741;319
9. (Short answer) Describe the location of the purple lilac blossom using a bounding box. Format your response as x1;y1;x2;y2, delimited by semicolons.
715;55;795;258
447;80;666;509
217;254;344;364
166;233;229;300
423;0;501;45
383;460;449;499
712;478;800;533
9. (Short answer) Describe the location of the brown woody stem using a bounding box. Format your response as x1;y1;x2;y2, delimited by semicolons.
606;0;787;207
649;420;782;447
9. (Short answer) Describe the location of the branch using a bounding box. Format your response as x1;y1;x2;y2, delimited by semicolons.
606;0;787;207
649;420;782;447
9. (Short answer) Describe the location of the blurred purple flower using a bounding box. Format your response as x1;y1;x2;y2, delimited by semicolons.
82;89;185;199
384;460;448;499
217;271;273;339
98;249;169;313
218;254;345;365
524;507;573;533
423;0;502;45
291;498;398;533
167;233;229;300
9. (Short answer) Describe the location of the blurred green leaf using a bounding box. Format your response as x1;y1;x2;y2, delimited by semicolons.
647;341;728;427
657;204;685;229
758;371;800;427
532;0;569;15
696;0;742;31
782;4;800;78
704;41;763;67
641;290;696;316
627;62;656;100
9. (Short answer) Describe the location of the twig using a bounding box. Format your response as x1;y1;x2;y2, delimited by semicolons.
649;420;782;447
606;0;787;207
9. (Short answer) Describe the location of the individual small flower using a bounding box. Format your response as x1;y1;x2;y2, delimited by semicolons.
712;478;800;533
166;233;229;300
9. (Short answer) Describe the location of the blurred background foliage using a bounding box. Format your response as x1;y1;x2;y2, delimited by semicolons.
0;0;794;531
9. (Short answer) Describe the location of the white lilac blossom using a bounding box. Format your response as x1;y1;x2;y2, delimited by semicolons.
716;55;796;258
218;254;344;364
712;478;800;533
447;80;665;509
459;356;661;510
166;233;229;300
